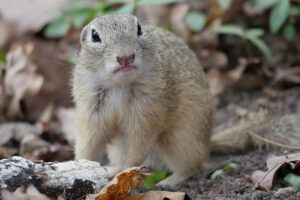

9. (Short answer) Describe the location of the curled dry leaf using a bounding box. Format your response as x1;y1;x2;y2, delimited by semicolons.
251;152;300;191
88;166;147;200
4;41;44;118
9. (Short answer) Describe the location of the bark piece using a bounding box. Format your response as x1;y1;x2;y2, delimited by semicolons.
0;156;108;199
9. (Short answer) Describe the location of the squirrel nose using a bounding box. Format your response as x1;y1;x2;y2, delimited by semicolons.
117;54;135;66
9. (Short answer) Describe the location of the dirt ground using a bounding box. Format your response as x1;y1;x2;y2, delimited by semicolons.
149;149;299;200
138;88;300;200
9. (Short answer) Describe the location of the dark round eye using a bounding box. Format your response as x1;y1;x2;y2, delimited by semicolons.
92;29;101;42
137;23;142;36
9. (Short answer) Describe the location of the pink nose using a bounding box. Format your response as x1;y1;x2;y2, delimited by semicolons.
117;54;135;66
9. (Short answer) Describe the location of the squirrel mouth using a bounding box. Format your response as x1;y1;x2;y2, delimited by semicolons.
113;65;137;73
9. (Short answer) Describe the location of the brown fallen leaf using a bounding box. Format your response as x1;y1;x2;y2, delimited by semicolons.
87;166;191;200
271;67;300;88
87;166;147;200
251;152;300;191
122;191;191;200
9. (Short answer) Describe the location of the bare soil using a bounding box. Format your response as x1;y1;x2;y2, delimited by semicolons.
138;88;300;200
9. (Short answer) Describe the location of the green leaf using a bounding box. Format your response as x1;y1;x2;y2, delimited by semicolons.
270;0;290;33
65;2;90;12
284;173;300;190
138;0;176;6
214;24;244;37
0;51;5;77
143;171;167;188
211;163;238;180
223;163;238;171
217;0;232;10
211;169;224;179
247;36;272;61
107;0;134;5
69;9;92;28
185;12;206;32
283;23;295;40
289;5;300;16
0;51;6;64
245;28;264;38
44;16;70;38
251;0;279;9
115;3;135;13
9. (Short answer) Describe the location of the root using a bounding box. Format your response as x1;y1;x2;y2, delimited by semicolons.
247;131;300;150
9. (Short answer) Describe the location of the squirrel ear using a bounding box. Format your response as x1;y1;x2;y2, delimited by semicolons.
80;26;88;45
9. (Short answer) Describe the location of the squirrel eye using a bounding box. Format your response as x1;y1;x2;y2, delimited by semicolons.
137;23;142;36
92;29;101;42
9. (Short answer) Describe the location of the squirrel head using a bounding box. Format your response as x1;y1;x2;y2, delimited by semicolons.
78;14;156;87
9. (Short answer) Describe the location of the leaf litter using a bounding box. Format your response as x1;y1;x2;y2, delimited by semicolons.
251;152;300;191
87;166;190;200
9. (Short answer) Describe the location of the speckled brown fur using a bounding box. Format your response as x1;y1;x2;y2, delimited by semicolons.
72;14;214;185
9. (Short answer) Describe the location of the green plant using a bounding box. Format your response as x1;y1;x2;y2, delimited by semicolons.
214;25;272;61
44;0;177;38
110;0;177;14
0;51;6;76
44;2;107;38
217;0;232;10
184;0;233;32
251;0;300;40
284;173;300;190
211;163;238;179
185;11;207;32
143;170;166;188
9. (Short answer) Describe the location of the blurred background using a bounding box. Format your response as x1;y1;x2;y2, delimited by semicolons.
0;0;299;162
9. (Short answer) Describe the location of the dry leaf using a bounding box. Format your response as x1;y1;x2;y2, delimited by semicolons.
1;185;50;200
55;107;76;145
122;191;191;200
0;122;42;146
271;67;300;88
4;41;44;118
251;152;300;191
89;166;147;200
207;69;229;96
228;58;265;89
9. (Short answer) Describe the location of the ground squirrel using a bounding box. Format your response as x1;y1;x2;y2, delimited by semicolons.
72;14;300;186
72;14;213;185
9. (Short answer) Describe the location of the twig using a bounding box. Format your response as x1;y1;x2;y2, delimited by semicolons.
247;131;300;150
